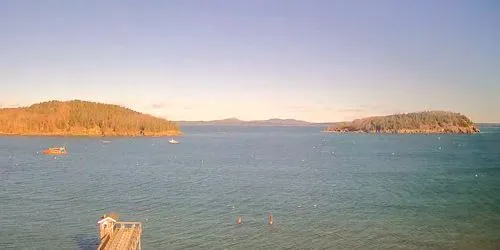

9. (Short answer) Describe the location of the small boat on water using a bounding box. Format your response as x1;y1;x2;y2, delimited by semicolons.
42;147;67;155
169;138;179;144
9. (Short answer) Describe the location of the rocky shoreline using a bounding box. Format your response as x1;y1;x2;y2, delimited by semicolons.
323;127;480;134
0;130;182;137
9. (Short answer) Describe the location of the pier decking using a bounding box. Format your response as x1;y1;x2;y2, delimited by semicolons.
97;215;142;250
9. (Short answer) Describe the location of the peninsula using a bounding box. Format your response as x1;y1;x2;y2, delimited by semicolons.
0;100;181;136
325;111;480;134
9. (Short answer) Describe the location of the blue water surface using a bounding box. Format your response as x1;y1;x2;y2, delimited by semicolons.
1;126;499;249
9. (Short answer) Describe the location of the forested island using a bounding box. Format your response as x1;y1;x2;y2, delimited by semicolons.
325;111;480;134
0;100;181;136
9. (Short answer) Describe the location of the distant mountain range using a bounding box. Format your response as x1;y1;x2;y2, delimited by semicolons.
177;118;332;127
176;118;498;128
477;123;500;128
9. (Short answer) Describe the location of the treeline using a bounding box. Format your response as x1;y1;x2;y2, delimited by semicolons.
0;100;180;136
326;111;479;134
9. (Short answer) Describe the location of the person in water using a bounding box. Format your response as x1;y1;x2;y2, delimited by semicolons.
267;212;273;225
236;216;242;224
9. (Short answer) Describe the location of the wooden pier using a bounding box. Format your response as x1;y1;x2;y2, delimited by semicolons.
97;214;142;250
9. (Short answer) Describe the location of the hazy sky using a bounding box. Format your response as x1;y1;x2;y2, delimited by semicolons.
1;0;499;122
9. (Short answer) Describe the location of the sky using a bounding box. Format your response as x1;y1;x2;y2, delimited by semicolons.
1;0;499;122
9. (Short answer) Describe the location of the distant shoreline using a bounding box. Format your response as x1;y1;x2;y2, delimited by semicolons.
177;118;331;127
180;124;325;127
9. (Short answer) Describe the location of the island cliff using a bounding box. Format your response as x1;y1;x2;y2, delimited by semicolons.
325;111;480;134
0;100;181;136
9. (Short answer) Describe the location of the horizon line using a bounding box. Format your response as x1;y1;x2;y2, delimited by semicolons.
174;117;332;123
173;117;499;125
1;99;499;124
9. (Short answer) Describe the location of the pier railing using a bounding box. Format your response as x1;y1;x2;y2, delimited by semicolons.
97;234;111;250
115;221;142;230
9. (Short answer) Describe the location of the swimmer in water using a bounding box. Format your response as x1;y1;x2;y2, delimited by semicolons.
236;216;242;225
267;212;273;225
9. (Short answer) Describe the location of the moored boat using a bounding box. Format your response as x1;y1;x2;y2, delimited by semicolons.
42;147;67;155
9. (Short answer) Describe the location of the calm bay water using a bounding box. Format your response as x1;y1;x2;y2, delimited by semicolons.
1;126;499;249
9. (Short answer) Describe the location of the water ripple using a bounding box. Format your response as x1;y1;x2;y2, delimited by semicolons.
1;128;499;249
